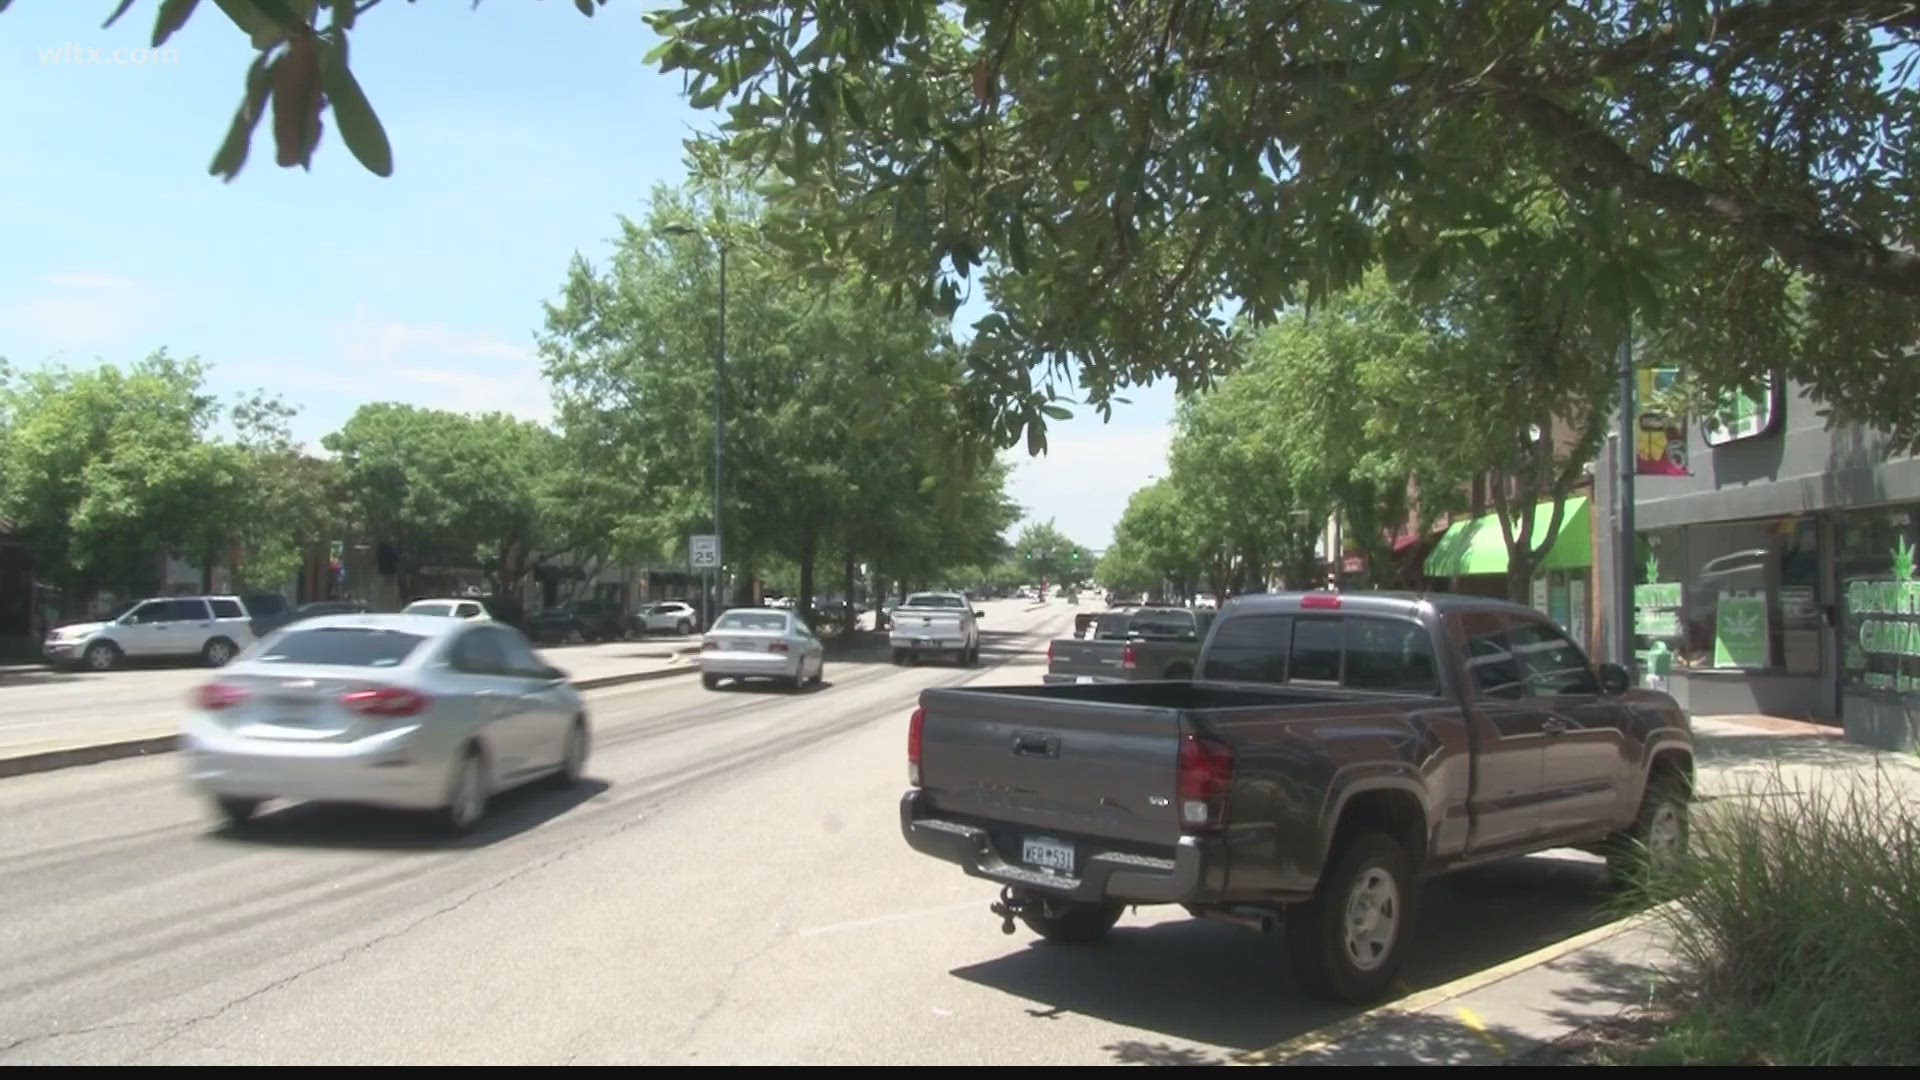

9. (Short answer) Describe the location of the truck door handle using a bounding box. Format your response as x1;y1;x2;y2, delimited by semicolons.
1011;733;1059;758
1541;718;1570;735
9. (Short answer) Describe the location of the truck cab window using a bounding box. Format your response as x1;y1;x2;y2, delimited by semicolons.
1290;618;1343;683
1201;615;1289;683
1344;618;1440;694
1505;620;1600;697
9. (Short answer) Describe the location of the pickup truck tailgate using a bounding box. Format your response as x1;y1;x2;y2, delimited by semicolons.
1047;638;1127;680
918;688;1183;849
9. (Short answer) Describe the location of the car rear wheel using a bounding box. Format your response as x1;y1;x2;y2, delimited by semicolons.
1285;831;1414;1006
677;619;691;635
438;748;489;836
550;719;589;788
1020;897;1126;945
214;795;261;828
201;638;237;667
702;673;722;690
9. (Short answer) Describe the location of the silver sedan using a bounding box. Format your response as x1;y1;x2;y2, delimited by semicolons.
179;614;591;835
699;608;825;690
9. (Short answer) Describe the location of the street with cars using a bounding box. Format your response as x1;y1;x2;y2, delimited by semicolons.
0;599;1629;1066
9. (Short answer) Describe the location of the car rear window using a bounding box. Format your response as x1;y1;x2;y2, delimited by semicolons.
254;627;427;667
714;612;788;632
406;602;455;617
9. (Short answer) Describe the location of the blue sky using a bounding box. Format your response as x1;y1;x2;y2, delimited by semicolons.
0;2;1175;550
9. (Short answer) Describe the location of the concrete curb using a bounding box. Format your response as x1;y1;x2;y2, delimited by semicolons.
0;662;701;781
1228;901;1678;1066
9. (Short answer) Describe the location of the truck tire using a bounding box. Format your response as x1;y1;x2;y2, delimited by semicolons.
1020;898;1126;945
1285;831;1414;1006
1605;770;1691;886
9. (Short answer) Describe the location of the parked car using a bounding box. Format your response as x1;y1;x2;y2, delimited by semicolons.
699;608;826;690
634;601;701;636
180;613;591;835
289;600;372;624
900;591;1696;1006
402;597;492;622
43;594;259;671
1047;606;1214;683
889;592;984;665
527;598;628;644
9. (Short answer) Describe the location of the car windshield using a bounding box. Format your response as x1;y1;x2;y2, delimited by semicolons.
713;612;789;632
904;594;965;608
251;627;427;667
404;602;456;617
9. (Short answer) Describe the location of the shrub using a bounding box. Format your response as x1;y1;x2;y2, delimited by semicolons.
1624;760;1920;1065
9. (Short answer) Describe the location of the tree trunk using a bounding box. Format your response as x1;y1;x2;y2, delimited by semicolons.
797;526;818;628
1505;553;1535;606
842;552;857;634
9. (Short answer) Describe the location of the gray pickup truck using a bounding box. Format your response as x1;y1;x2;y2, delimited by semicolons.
901;591;1695;1005
1045;606;1214;684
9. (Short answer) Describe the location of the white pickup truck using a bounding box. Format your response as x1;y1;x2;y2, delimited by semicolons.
889;592;983;666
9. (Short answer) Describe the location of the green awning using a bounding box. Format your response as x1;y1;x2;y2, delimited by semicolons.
1424;496;1593;578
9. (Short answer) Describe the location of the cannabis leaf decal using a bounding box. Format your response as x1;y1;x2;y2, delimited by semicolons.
1895;537;1916;582
1644;553;1660;585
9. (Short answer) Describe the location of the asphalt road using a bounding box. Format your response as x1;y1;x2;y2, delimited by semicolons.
0;600;1619;1065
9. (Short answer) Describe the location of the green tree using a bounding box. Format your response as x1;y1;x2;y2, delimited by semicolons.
0;351;239;598
220;393;344;592
1012;520;1077;589
321;403;563;604
539;168;1009;626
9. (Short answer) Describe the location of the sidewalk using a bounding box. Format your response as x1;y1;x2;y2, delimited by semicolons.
0;640;701;780
1237;713;1920;1066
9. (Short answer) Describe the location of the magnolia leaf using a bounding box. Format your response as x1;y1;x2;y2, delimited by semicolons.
318;32;393;176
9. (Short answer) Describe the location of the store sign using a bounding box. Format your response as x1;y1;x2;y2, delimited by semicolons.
1633;554;1682;637
1712;591;1770;669
1846;537;1920;693
1702;376;1777;447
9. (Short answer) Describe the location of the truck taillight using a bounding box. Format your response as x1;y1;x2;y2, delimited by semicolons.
908;706;926;787
1122;642;1138;670
1176;733;1234;832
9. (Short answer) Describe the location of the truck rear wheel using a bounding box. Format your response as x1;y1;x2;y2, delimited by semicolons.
1285;831;1414;1005
1020;897;1125;945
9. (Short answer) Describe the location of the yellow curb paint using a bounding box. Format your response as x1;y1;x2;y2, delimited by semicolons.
1455;1006;1506;1056
1228;902;1677;1066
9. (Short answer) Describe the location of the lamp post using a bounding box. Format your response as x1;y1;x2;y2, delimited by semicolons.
661;221;728;627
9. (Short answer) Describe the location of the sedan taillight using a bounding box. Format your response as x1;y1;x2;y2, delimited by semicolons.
341;686;430;718
193;681;249;711
767;641;791;653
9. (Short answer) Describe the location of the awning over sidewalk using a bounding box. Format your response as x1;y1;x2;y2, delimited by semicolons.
1424;496;1593;578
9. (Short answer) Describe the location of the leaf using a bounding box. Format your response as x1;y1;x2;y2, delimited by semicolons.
208;49;276;181
153;0;201;47
212;0;284;48
102;0;138;28
1026;422;1046;456
1041;404;1072;420
318;32;393;176
574;0;594;14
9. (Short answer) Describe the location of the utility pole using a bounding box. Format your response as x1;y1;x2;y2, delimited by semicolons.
1612;330;1637;669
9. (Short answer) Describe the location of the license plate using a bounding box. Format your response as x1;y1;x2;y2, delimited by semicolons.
1022;836;1075;874
1075;675;1095;685
916;638;931;647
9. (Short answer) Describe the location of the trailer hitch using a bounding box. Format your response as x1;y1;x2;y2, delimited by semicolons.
989;885;1029;934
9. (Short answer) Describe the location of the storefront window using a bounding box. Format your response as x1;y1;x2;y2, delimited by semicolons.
1681;517;1822;674
1633;529;1686;665
1838;506;1920;697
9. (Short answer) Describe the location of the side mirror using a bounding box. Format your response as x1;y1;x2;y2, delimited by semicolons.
1598;662;1632;695
975;610;986;619
543;665;569;682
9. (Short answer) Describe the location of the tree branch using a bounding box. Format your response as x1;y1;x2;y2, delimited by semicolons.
1564;0;1916;85
1496;87;1920;297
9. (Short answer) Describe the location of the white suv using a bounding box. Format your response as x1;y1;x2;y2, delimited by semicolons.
43;595;257;671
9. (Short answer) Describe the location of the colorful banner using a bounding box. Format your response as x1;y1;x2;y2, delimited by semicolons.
1635;367;1690;475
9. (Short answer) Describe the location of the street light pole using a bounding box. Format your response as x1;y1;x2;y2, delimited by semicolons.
713;239;727;625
